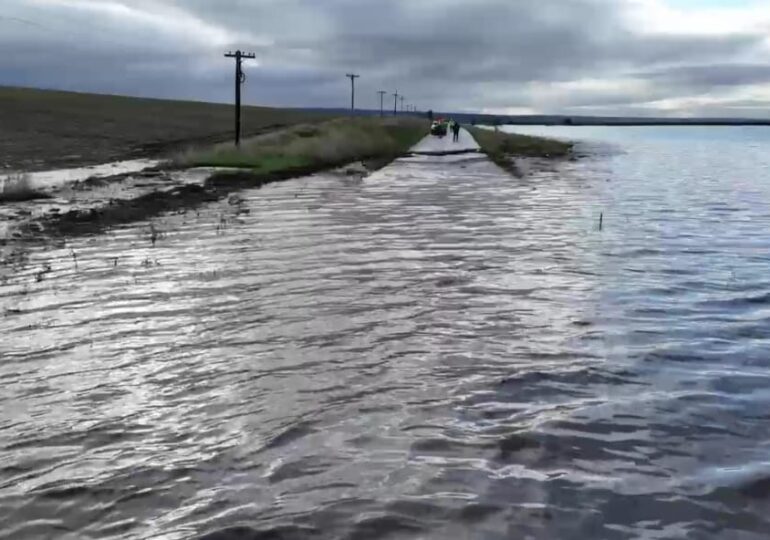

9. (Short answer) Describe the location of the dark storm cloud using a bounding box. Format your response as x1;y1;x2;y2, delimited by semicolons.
1;0;769;115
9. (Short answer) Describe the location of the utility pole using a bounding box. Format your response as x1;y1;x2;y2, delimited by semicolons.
346;73;360;113
225;50;256;146
377;90;387;117
400;95;405;113
393;91;399;116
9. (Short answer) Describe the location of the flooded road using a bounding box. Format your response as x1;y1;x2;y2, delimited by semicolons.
411;128;479;155
2;128;770;539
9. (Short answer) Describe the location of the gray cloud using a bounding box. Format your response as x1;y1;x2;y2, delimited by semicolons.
639;64;770;90
1;0;769;116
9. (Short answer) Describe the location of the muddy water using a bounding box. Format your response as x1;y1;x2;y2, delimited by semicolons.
25;159;161;191
1;158;160;238
2;128;770;539
0;167;217;241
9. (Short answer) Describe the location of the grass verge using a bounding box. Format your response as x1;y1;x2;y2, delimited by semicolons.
176;117;428;173
469;127;573;174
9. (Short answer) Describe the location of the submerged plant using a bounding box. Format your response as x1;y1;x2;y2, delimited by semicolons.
0;173;50;203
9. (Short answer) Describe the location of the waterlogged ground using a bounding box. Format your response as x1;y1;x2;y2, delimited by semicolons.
2;127;770;539
0;166;218;241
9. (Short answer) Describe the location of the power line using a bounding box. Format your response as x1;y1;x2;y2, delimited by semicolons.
224;50;256;147
346;73;360;113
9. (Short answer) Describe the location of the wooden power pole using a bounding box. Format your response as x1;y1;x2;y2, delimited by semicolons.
377;90;387;117
393;91;399;116
346;73;360;113
225;50;256;146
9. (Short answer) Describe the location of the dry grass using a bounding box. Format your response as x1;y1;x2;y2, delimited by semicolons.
177;117;428;171
0;173;49;202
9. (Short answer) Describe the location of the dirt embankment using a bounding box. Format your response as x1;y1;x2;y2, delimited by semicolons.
0;86;331;172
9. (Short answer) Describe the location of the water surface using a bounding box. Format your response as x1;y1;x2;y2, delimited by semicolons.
24;159;160;190
2;127;770;539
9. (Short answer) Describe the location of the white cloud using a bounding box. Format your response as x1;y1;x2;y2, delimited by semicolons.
624;0;770;36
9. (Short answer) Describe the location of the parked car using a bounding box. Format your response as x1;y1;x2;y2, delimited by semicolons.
430;120;448;137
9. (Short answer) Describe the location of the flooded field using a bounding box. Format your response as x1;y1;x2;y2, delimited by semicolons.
22;159;161;191
2;127;770;539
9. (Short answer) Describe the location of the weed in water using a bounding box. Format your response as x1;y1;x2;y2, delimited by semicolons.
216;213;228;234
35;263;51;283
35;263;52;282
0;173;50;203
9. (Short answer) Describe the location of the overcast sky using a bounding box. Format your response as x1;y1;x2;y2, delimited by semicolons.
2;0;770;117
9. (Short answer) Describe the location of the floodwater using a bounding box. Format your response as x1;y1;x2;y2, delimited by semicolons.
2;126;770;539
0;167;216;241
411;128;479;155
23;159;160;191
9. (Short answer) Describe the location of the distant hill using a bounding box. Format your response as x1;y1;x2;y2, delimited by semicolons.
296;107;770;126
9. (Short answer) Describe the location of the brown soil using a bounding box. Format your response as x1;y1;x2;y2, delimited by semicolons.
0;86;331;172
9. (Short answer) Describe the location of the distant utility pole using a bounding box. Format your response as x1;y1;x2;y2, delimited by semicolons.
377;90;387;117
225;50;256;146
346;73;360;113
393;91;399;116
400;96;405;113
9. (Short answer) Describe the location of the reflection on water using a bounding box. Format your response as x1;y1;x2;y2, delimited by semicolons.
2;127;770;539
25;159;160;190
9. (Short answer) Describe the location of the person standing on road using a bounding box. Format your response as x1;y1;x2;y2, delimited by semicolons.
452;120;461;142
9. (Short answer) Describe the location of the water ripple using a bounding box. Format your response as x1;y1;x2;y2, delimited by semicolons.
2;127;770;539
